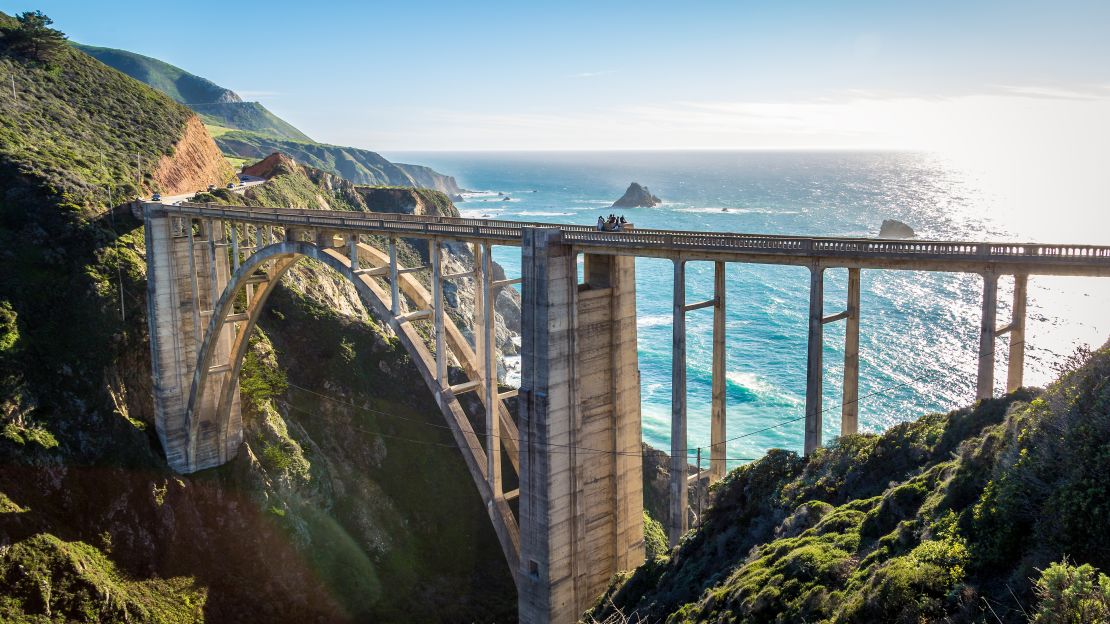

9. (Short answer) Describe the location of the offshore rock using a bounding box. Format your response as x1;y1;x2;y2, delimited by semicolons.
878;219;915;238
612;182;661;208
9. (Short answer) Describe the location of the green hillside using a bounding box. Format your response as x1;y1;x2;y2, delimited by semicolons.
591;346;1110;623
76;43;313;142
75;43;465;193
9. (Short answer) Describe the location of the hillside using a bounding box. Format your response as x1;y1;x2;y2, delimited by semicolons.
590;345;1110;623
216;131;463;194
0;13;515;622
75;43;312;142
77;43;462;194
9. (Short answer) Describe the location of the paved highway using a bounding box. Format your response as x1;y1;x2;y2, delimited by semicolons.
155;173;266;205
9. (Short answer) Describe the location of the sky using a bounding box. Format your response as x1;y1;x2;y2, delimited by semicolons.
5;0;1110;156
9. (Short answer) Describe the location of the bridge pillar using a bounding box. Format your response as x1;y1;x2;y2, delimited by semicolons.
841;268;861;436
710;261;727;481
519;229;644;624
1006;274;1028;392
804;265;825;456
144;206;241;473
977;272;999;400
669;259;688;545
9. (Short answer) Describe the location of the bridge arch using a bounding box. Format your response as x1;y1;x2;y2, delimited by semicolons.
178;235;522;579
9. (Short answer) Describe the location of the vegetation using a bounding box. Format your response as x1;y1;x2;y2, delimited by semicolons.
1032;560;1110;623
2;10;67;64
591;343;1110;623
0;534;205;623
75;44;312;142
215;130;461;191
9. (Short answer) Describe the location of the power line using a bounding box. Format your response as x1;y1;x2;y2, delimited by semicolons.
276;334;1046;463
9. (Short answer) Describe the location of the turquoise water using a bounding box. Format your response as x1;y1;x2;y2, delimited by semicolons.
385;151;1110;467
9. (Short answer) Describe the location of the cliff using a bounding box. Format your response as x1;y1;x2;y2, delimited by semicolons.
590;345;1110;623
152;116;235;195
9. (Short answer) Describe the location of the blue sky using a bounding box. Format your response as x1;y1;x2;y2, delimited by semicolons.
5;0;1110;151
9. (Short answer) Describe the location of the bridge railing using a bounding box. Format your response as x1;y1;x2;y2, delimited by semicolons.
160;203;1110;269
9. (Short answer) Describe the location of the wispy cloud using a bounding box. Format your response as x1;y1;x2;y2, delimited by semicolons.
991;84;1108;101
568;70;616;78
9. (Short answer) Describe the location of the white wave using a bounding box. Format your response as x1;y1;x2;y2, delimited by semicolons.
674;207;801;215
515;211;575;217
570;199;616;205
637;314;672;328
459;209;504;219
725;371;774;394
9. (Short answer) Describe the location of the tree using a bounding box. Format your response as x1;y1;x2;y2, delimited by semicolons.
3;11;67;63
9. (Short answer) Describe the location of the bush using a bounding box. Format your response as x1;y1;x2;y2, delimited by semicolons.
1033;561;1110;624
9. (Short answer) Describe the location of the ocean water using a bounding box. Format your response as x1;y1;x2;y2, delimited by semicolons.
384;151;1110;468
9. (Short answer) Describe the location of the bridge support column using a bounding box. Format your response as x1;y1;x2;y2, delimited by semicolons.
519;229;644;624
841;268;861;436
669;259;688;545
804;265;824;456
1006;274;1028;392
144;205;241;473
431;239;447;384
977;272;998;400
710;261;727;481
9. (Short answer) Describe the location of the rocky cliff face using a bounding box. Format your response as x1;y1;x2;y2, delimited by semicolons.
152;116;234;195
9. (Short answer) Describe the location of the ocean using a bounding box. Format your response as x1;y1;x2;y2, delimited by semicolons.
383;150;1110;467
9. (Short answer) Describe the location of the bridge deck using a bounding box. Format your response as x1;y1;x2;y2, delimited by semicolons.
160;202;1110;276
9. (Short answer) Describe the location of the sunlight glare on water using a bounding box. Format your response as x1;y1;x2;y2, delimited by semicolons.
386;150;1110;467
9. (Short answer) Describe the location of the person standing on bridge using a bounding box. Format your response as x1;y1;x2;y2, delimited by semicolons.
597;215;606;231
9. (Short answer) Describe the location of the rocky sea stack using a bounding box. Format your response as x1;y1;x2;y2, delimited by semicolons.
878;219;915;238
612;182;661;208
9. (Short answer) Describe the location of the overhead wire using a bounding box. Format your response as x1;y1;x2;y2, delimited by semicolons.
273;336;1056;464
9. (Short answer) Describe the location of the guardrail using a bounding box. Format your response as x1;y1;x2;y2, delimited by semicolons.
158;202;1110;269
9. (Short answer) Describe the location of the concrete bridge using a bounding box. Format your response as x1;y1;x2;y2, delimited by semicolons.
143;201;1110;623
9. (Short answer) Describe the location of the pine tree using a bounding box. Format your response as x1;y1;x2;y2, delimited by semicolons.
3;11;67;64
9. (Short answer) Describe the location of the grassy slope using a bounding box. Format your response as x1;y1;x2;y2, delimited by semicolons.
592;346;1110;623
74;43;233;106
76;43;312;142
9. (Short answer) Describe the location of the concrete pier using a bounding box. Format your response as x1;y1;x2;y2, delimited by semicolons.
842;268;861;436
669;259;688;544
518;230;644;624
977;272;999;401
1007;274;1028;392
146;212;239;472
710;261;727;481
804;266;825;456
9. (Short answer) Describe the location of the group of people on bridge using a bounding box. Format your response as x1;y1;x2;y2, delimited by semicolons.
597;214;629;231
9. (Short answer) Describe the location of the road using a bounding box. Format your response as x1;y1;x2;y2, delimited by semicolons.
154;174;267;205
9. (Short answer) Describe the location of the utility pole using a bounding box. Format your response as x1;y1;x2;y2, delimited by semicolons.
10;75;15;99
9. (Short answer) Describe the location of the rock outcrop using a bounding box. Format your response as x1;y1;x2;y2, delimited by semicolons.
151;116;235;195
878;219;915;238
612;182;661;208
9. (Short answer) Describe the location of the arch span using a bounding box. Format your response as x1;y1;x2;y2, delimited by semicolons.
182;238;521;579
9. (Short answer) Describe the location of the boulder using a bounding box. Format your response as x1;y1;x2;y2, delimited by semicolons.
878;219;915;239
611;182;661;208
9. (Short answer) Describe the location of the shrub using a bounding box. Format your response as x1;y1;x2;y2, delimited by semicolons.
1033;560;1110;624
